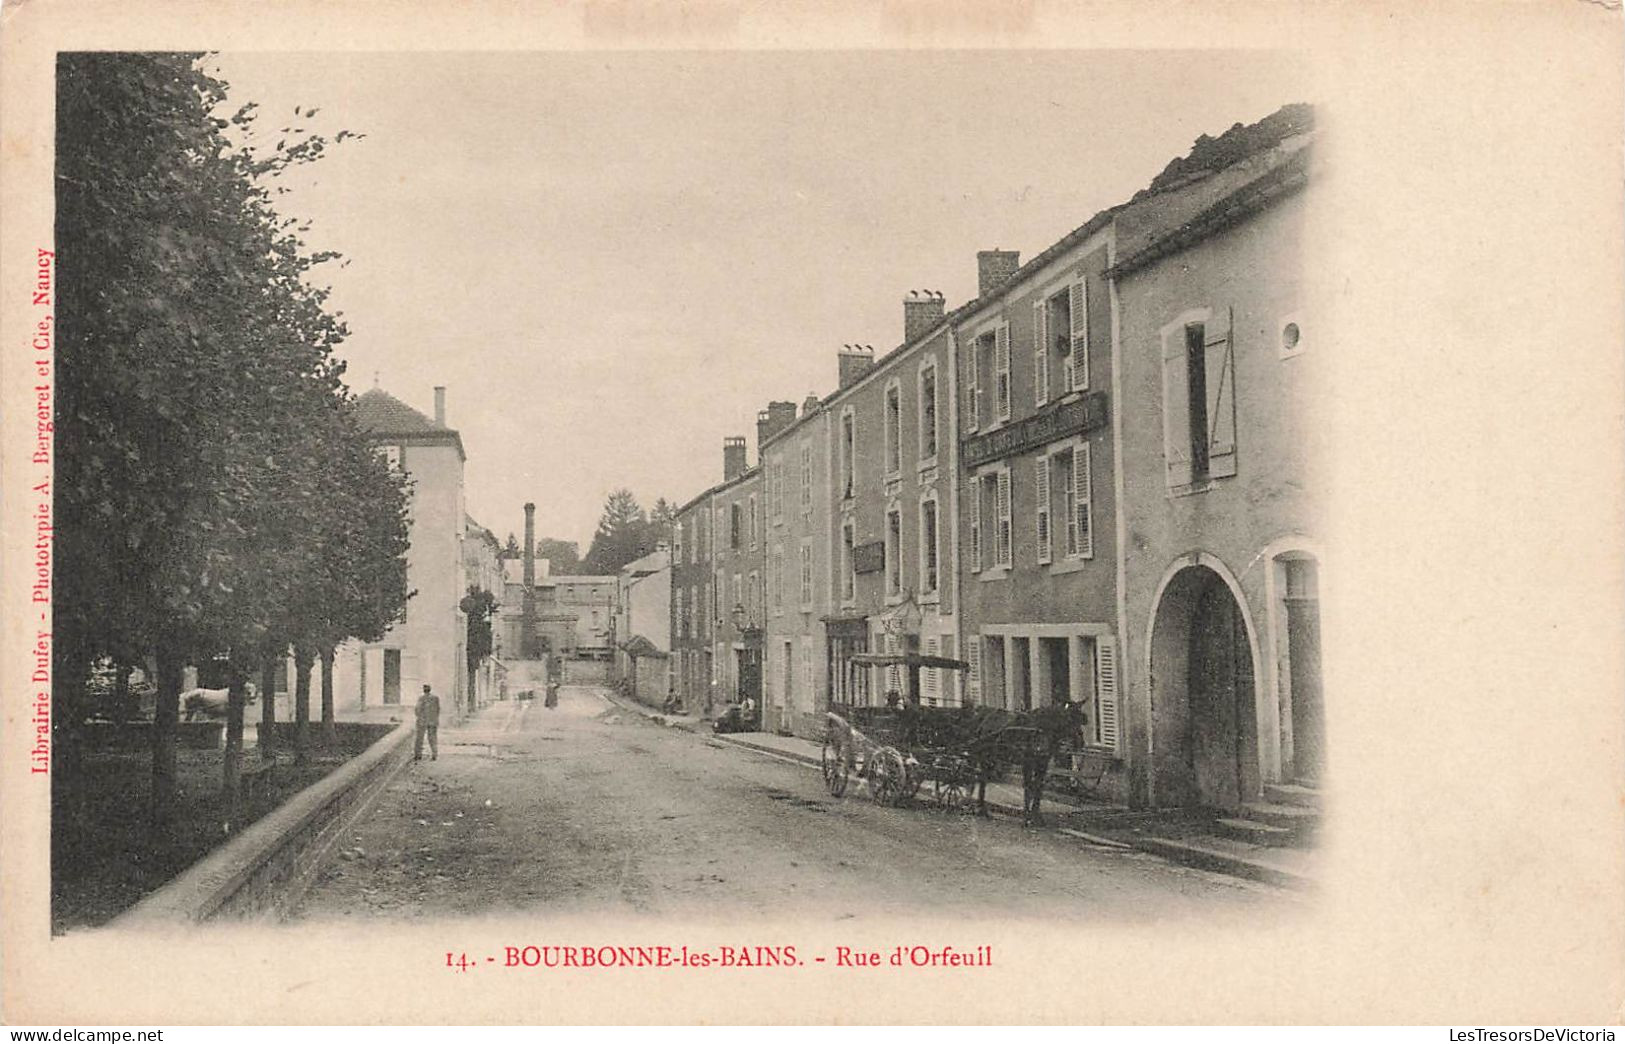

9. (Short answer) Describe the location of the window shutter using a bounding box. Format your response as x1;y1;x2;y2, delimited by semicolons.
994;323;1012;420
924;636;939;700
966;638;982;703
965;344;980;432
1162;324;1195;487
1073;443;1093;560
1069;278;1090;391
1094;635;1119;751
969;480;983;573
1033;300;1049;406
1204;305;1238;479
995;469;1012;567
1034;456;1052;565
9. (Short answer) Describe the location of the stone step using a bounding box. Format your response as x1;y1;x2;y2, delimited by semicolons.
1214;817;1296;846
1240;801;1321;832
1263;782;1323;809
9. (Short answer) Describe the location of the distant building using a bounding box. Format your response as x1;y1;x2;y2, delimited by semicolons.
542;576;616;660
334;385;467;713
463;514;506;708
611;545;671;705
760;397;831;738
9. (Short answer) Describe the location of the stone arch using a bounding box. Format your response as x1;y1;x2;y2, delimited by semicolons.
1146;553;1264;810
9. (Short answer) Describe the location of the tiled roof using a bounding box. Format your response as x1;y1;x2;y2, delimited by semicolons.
354;388;447;435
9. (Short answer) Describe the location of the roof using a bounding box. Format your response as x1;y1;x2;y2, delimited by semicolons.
465;514;501;548
620;548;670;576
551;575;615;586
677;464;761;517
354;388;466;460
619;634;667;657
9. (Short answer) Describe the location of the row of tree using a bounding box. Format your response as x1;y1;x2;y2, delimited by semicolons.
55;53;411;833
580;490;675;576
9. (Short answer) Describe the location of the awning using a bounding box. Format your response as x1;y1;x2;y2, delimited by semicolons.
848;651;970;672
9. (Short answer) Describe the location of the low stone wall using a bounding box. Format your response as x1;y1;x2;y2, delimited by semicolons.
264;720;395;755
113;721;414;927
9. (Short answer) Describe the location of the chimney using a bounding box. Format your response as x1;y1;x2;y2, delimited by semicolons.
837;344;876;389
802;394;820;417
903;291;946;343
723;436;748;482
976;250;1021;297
755;401;798;456
523;502;536;588
433;385;447;426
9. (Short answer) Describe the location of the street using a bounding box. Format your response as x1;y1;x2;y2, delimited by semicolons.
293;685;1288;922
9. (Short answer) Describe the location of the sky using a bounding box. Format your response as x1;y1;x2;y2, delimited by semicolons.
210;50;1308;552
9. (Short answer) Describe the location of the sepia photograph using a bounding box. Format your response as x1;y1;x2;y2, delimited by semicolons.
3;0;1622;1029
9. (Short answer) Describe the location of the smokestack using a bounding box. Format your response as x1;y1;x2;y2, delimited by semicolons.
976;250;1021;297
523;502;536;588
838;345;875;389
903;291;946;343
433;385;447;426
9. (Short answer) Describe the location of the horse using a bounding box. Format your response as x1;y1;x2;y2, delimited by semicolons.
956;700;1086;827
181;682;259;721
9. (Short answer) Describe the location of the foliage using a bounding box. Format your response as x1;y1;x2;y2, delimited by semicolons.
534;537;581;573
580;489;667;575
460;586;498;664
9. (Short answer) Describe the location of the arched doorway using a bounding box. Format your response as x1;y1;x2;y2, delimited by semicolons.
1150;563;1260;810
1273;552;1324;783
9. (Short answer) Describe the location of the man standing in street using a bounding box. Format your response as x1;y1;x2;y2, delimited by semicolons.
414;683;441;761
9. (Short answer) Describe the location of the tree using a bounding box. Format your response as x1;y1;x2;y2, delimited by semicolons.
581;489;649;575
460;587;498;715
503;533;521;559
535;537;580;574
650;498;677;526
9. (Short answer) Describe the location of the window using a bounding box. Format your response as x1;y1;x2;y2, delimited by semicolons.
747;569;760;624
964;336;985;433
799;543;812;607
969;478;983;573
840;409;856;499
885;505;903;597
993;470;1012;568
919;495;939;596
748;494;757;548
919;360;938;461
801;639;814;703
1065;278;1089;392
1162;308;1237;488
714;569;724;624
799;441;812;515
1035;457;1052;566
730;502;742;550
884;379;902;476
994;323;1011;422
1032;297;1051;407
966;636;982;703
772;546;785;615
674;520;684;563
378;444;402;470
841;521;856;603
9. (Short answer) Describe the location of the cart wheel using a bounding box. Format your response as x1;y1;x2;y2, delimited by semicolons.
866;748;907;807
934;778;967;812
821;737;849;798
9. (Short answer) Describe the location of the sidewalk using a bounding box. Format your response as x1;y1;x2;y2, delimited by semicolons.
601;686;1316;890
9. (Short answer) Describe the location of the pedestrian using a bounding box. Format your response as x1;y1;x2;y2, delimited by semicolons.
414;683;441;761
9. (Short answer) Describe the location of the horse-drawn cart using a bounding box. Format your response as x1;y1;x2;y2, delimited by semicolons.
819;651;1040;811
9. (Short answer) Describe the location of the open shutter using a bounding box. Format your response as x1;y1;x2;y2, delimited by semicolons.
1162;324;1194;487
1094;635;1119;751
994;323;1011;420
1069;278;1090;391
966;638;982;703
1073;443;1093;559
1205;305;1238;479
965;341;980;432
1033;300;1049;406
924;636;940;701
995;469;1012;567
969;478;983;572
1034;455;1052;565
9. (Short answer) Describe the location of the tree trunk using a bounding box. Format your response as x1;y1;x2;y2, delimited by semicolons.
259;653;278;759
151;644;183;834
468;659;479;717
293;647;313;764
51;628;92;834
114;662;133;722
320;646;337;749
223;665;247;832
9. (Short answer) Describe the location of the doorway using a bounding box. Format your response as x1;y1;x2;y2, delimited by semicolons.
382;648;402;705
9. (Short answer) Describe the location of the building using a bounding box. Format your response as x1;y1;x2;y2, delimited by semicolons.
333;385;467;713
541;576;616;660
1111;106;1322;811
952;222;1126;798
611;545;672;705
670;484;714;712
810;294;960;735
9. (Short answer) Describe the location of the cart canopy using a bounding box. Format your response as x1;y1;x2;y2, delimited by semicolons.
847;651;970;672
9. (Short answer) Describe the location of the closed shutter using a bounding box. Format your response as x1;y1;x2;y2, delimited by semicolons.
995;469;1012;567
1162;323;1194;487
1069;278;1089;391
966;637;982;703
1205;305;1238;479
942;635;958;704
1033;299;1049;406
885;633;901;695
924;636;939;700
1034;455;1052;565
1073;443;1093;559
1094;635;1119;751
994;323;1012;420
801;640;813;703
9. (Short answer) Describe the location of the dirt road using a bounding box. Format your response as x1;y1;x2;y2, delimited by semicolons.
294;685;1286;923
